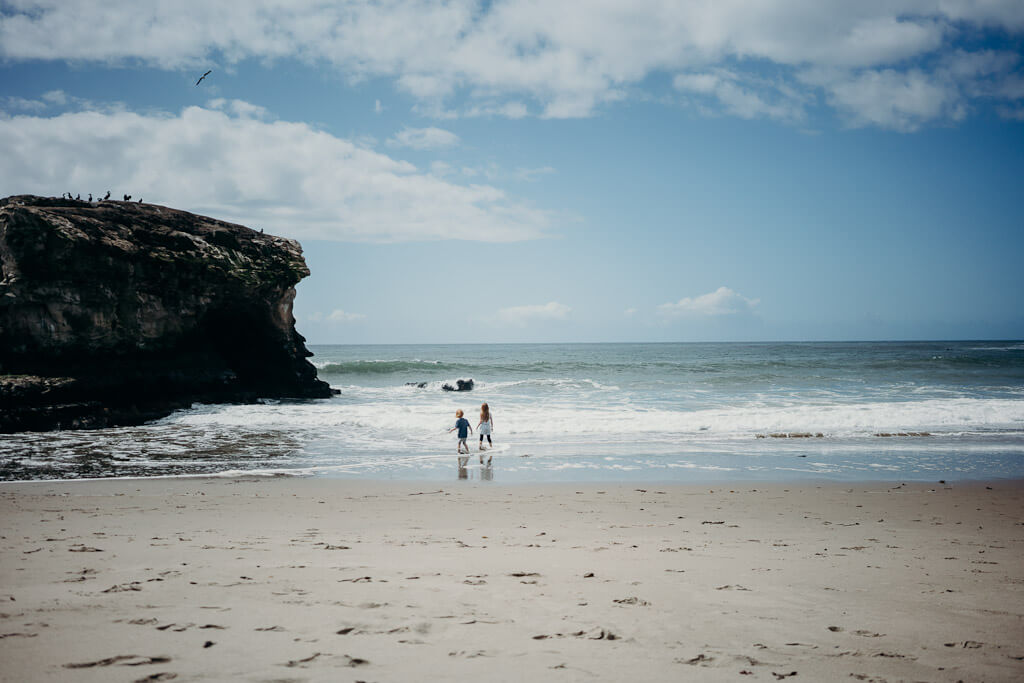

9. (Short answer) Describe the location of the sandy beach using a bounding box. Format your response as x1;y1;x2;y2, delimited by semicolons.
2;476;1023;682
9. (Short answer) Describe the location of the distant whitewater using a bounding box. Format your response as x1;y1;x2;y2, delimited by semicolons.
2;341;1023;482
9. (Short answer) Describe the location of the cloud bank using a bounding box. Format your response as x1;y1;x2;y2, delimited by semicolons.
0;2;1022;128
659;287;760;317
308;310;366;323
0;100;552;243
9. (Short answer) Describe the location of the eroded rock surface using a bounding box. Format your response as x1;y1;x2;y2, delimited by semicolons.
1;195;333;432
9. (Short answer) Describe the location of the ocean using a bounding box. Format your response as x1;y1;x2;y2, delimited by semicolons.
2;341;1023;482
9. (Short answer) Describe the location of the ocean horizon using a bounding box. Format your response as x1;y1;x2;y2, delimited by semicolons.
2;340;1023;483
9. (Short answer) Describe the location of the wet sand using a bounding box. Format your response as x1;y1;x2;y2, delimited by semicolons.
1;477;1023;682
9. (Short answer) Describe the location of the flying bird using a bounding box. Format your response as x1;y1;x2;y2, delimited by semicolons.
195;70;212;86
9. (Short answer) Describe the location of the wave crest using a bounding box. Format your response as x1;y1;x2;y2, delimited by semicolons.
314;359;449;374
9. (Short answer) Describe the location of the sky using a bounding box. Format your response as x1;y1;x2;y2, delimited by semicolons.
1;1;1022;344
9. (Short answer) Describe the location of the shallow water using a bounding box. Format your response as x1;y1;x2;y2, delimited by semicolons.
2;341;1023;482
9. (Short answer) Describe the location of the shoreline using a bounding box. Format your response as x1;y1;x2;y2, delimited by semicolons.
2;477;1023;681
3;469;1024;487
4;472;1024;485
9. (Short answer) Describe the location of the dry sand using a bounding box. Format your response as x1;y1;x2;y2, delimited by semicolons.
1;476;1023;682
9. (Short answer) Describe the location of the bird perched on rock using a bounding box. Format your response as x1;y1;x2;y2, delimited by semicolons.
87;193;92;202
103;191;110;201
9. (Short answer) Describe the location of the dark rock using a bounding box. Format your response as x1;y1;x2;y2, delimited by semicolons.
441;379;474;392
0;195;334;433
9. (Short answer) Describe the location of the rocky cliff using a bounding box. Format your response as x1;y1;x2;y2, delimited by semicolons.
0;195;334;432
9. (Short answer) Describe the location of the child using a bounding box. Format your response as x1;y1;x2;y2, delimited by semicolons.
477;403;494;458
448;409;473;455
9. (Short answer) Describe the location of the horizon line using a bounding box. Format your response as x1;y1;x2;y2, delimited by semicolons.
303;338;1024;346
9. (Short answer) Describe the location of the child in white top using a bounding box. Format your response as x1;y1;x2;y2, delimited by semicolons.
477;403;494;462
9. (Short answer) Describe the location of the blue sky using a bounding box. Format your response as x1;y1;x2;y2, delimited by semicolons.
1;2;1022;343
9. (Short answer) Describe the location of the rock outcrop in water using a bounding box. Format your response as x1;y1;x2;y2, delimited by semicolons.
0;195;334;432
441;379;474;392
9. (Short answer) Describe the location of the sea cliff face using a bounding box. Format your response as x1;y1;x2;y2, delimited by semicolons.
0;195;333;432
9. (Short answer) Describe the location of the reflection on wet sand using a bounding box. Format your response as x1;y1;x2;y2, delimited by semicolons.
457;456;493;481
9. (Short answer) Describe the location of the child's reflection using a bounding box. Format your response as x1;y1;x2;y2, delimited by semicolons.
456;456;493;481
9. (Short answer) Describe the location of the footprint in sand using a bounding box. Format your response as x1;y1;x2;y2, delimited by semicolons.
613;597;650;606
102;582;142;593
533;627;618;641
64;655;171;669
156;623;195;632
342;655;369;667
64;568;98;583
284;652;321;668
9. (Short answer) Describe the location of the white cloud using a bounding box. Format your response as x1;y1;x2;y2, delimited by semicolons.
41;90;67;105
998;76;1024;99
207;98;271;120
327;309;366;323
674;70;808;123
624;308;637;317
493;302;571;326
465;101;530;119
459;163;501;181
0;102;552;243
387;126;460;150
658;287;759;317
374;99;383;114
0;2;1021;127
3;89;70;113
817;68;962;131
429;160;454;176
3;96;48;112
513;166;556;182
308;309;365;322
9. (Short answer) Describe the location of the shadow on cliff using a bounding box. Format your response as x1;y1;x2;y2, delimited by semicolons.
0;195;335;432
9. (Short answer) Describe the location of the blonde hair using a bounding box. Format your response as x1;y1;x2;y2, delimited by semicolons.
480;403;490;421
455;409;463;417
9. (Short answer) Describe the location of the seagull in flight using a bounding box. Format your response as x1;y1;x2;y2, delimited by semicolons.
195;70;212;86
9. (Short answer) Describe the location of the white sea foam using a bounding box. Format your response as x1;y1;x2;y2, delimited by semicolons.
968;343;1024;351
166;397;1024;440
